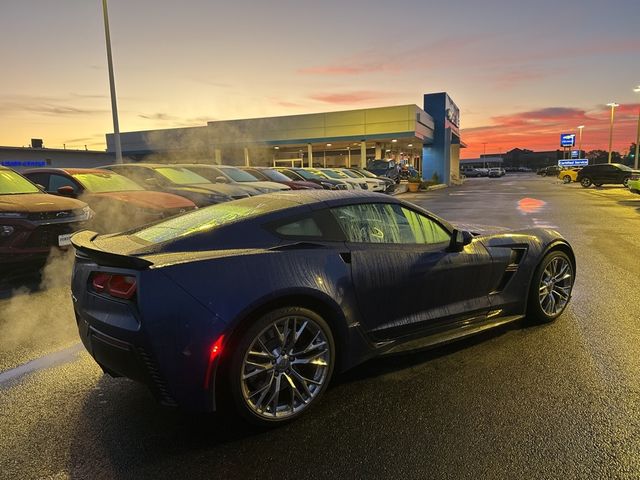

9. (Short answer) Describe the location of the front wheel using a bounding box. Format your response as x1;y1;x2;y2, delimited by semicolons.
563;175;571;184
228;307;335;426
527;251;574;323
580;177;592;188
623;177;630;187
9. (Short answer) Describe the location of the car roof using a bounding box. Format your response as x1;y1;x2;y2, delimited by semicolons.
23;167;112;175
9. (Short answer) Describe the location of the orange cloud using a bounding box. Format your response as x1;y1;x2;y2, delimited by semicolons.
309;91;396;104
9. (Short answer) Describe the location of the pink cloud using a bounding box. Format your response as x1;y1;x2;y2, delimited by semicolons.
308;91;395;104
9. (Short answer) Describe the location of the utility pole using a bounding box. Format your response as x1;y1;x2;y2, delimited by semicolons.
102;0;123;163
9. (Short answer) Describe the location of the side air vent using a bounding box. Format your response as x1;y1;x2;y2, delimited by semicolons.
492;248;527;293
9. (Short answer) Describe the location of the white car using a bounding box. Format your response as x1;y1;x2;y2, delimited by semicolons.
337;168;386;192
187;165;291;193
311;168;367;190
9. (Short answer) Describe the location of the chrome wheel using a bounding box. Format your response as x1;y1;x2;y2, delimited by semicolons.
538;256;573;316
240;316;330;420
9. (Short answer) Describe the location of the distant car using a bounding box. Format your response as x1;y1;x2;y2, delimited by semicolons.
275;167;349;190
628;173;640;194
488;167;505;178
333;168;385;192
462;168;484;178
366;160;400;183
311;168;367;189
558;168;582;184
103;164;250;206
184;165;290;194
0;166;91;266
345;167;395;193
576;163;639;188
537;166;562;177
23;168;196;233
240;167;322;190
71;190;575;426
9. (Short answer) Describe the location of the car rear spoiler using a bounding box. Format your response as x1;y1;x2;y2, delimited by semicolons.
71;230;153;269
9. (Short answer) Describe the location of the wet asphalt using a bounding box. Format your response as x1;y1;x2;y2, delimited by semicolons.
1;174;639;480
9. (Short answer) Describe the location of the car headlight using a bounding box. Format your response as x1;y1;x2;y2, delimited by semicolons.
0;212;27;219
0;225;15;237
73;206;94;221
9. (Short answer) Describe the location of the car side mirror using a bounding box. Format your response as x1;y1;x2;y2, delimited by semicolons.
215;176;228;183
449;229;473;252
57;186;76;197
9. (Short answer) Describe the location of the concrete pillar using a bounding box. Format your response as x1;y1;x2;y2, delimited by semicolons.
360;141;367;168
244;147;250;166
307;144;313;168
375;142;382;160
214;148;222;165
347;147;351;168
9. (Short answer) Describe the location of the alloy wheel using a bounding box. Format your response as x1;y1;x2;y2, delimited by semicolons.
240;316;331;420
538;256;573;316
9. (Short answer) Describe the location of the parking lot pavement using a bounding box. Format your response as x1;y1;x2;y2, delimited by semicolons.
1;174;640;479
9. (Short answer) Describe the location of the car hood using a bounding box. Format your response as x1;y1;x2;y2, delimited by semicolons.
0;193;86;213
167;183;246;197
90;191;194;209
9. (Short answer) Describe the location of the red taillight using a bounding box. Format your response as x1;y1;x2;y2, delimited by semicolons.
204;335;225;389
90;273;137;300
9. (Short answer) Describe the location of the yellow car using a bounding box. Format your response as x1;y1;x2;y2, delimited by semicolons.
558;168;582;184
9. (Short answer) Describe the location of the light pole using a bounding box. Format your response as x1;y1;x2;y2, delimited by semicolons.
634;86;640;169
606;102;619;164
577;125;584;159
102;0;122;164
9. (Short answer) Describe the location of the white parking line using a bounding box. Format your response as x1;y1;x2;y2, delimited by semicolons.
0;343;83;387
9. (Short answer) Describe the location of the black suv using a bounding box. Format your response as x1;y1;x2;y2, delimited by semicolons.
576;163;639;188
537;166;561;176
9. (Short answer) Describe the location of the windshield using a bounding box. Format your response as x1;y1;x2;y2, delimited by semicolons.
354;169;377;179
338;169;359;178
131;196;293;244
0;170;41;194
315;169;342;179
155;167;211;185
221;167;260;182
295;169;323;180
613;164;632;172
368;160;393;170
73;172;144;192
260;169;291;182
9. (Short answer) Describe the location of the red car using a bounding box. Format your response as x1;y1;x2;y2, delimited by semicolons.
241;167;323;190
0;166;91;266
23;168;196;233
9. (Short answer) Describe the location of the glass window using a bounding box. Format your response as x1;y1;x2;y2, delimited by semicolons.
332;203;450;245
49;174;79;193
154;167;211;185
220;167;260;182
275;217;322;237
0;170;41;194
72;172;144;193
260;169;292;182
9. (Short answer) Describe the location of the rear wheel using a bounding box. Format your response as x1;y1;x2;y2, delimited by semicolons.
580;177;592;188
527;251;574;323
228;307;335;426
563;175;571;184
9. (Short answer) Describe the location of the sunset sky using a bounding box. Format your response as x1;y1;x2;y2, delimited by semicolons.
1;0;639;158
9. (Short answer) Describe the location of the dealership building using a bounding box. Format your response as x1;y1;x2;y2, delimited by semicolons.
107;92;465;184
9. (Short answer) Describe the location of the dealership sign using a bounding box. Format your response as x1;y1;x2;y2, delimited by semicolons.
560;133;576;147
1;161;48;167
571;150;580;159
558;159;588;167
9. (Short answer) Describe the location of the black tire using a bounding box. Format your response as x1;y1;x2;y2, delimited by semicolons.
594;183;603;187
623;177;630;187
226;306;335;426
563;175;571;184
580;177;592;188
527;250;574;324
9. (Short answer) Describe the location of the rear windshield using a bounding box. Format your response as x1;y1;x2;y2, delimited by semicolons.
131;196;295;244
0;170;40;194
368;160;393;169
73;172;144;192
155;167;211;185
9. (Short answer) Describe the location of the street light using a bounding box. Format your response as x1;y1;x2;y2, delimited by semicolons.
577;125;584;159
102;0;122;164
634;86;640;169
606;102;619;164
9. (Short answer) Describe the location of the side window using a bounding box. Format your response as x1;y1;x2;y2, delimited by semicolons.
332;203;450;245
275;217;323;237
25;173;49;190
49;174;79;193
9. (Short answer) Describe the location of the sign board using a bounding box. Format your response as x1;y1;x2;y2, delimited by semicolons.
558;159;588;167
1;161;48;168
560;133;576;147
571;150;580;159
445;95;460;128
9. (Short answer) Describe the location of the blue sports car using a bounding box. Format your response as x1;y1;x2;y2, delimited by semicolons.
71;191;575;425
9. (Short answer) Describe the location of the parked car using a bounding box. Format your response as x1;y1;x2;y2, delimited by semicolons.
240;167;321;190
102;164;250;206
462;168;485;178
184;165;290;194
628;172;640;194
275;167;349;190
488;167;506;178
23;168;196;232
366;159;400;183
311;168;366;189
0;166;91;266
346;167;395;193
558;168;582;184
71;190;575;426
537;166;562;177
576;163;639;188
